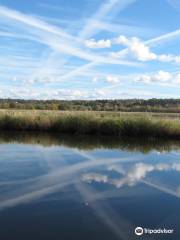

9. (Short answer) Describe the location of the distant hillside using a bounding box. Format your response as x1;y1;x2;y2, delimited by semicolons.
0;99;180;113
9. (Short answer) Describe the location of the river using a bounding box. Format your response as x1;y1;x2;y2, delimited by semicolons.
0;132;179;240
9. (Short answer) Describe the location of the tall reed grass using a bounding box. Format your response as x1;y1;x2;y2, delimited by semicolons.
0;110;180;139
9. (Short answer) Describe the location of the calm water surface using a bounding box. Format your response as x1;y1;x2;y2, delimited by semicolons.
0;133;180;240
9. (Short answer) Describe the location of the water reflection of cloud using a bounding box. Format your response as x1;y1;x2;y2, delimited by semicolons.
82;162;180;198
0;147;138;210
0;143;180;217
0;144;180;240
111;163;180;188
82;173;108;183
75;182;133;240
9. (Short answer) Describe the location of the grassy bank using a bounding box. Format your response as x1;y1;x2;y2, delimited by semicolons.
0;110;180;139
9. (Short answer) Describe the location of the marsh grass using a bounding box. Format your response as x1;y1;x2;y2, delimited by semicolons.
0;110;180;139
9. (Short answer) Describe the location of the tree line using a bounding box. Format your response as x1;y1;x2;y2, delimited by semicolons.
0;98;180;113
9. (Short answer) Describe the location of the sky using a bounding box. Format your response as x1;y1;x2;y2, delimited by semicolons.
0;0;180;100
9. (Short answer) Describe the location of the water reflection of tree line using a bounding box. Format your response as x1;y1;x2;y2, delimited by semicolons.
0;131;180;153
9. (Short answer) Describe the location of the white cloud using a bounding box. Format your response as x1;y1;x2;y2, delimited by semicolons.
92;77;98;83
0;5;141;92
158;54;174;62
153;71;172;82
157;54;180;63
0;5;138;69
2;3;180;100
0;86;89;100
112;36;157;61
94;89;106;98
135;70;180;85
128;37;157;61
92;75;121;84
111;35;180;63
108;27;180;63
106;75;120;84
174;73;180;83
89;35;154;61
85;38;111;48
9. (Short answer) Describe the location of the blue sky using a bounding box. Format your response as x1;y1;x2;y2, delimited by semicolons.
0;0;180;99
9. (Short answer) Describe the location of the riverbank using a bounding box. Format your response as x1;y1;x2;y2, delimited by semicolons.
0;110;180;139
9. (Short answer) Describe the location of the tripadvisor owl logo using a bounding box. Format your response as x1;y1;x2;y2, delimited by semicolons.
134;226;174;236
135;227;143;236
